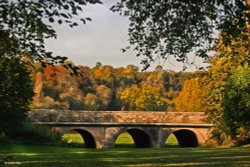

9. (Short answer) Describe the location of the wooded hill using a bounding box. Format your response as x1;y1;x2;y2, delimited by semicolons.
32;62;200;111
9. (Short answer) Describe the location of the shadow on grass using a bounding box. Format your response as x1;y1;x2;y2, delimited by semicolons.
1;142;250;167
115;144;180;148
115;144;135;148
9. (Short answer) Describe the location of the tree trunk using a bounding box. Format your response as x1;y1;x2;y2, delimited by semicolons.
245;0;250;40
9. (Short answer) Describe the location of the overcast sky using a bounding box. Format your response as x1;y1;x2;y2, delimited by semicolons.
45;0;206;71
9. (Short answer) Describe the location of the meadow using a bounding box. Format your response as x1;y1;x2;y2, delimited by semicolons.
1;133;250;167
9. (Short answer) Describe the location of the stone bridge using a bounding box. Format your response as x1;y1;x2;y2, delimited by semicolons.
29;109;213;149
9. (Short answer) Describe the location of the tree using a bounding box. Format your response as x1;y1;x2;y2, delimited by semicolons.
119;83;167;111
92;65;116;87
119;65;139;86
95;85;113;110
0;0;102;137
135;84;167;111
0;0;101;69
0;56;33;135
223;64;250;144
201;33;250;145
84;93;101;111
111;0;250;69
174;77;204;112
119;84;139;110
33;65;86;110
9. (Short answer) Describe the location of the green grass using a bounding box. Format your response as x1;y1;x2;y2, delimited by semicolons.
62;132;178;148
114;132;135;148
62;132;137;148
62;133;83;144
0;142;250;167
165;134;178;146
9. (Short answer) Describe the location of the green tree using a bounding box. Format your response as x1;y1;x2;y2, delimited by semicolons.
0;57;33;135
202;33;250;145
111;0;250;69
223;64;250;144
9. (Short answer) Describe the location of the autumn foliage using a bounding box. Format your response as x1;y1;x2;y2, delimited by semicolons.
32;63;195;111
174;77;204;112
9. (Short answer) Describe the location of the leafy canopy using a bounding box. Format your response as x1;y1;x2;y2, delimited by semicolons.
223;64;250;144
0;0;101;69
111;0;250;70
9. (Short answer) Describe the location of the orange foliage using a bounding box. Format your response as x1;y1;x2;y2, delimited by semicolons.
174;78;204;112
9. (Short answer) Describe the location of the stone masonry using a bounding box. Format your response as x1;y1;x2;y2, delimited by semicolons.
29;109;207;124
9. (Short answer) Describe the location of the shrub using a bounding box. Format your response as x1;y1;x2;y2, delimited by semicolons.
7;121;62;144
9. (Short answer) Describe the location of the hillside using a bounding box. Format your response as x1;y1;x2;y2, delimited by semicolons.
32;62;198;111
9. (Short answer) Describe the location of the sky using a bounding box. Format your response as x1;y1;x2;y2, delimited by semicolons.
45;0;207;71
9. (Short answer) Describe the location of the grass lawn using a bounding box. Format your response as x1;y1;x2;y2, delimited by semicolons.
0;142;250;167
1;133;250;167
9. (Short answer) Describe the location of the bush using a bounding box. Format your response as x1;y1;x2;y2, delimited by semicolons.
6;121;62;144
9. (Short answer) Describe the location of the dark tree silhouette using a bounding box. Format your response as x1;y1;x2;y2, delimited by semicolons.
111;0;250;69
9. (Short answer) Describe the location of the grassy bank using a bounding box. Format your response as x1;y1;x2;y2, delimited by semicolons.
0;142;250;167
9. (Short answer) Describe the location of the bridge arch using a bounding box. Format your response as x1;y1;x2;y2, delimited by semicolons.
113;128;153;148
172;129;198;147
65;129;96;148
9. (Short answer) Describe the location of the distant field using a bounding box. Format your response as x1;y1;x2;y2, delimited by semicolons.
0;142;250;167
62;132;178;147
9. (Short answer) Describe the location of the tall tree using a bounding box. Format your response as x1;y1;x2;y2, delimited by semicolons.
202;32;250;145
223;64;250;144
174;77;204;112
0;57;33;135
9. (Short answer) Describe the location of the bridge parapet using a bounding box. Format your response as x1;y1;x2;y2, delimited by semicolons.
29;109;207;124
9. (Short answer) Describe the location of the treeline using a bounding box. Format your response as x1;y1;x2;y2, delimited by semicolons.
32;63;197;111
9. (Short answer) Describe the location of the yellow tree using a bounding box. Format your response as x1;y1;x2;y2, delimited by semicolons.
174;78;204;112
135;84;167;111
119;83;167;111
119;84;139;110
